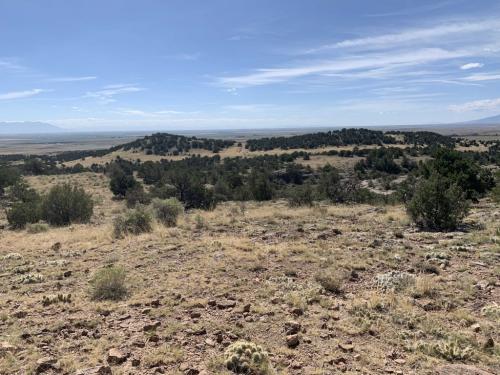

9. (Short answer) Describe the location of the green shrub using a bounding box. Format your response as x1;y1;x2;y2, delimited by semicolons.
152;198;184;227
406;174;469;231
90;266;128;301
109;164;138;197
421;148;494;200
42;184;93;226
113;207;153;237
287;184;314;207
0;165;20;197
125;183;151;208
491;183;500;203
7;200;42;229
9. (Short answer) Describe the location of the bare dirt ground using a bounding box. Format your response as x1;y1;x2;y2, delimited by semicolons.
0;173;499;375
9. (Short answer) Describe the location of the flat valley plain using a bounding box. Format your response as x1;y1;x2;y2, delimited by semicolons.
0;127;499;375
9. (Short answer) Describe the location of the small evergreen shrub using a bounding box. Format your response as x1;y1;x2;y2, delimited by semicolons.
90;266;128;301
42;184;93;226
152;198;184;227
125;184;151;208
287;185;314;207
7;200;42;229
113;208;153;237
406;174;469;231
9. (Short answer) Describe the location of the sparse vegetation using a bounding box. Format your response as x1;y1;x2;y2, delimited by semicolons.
152;197;184;227
90;266;128;301
0;129;499;374
113;207;153;237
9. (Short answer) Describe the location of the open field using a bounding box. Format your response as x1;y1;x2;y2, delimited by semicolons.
0;172;499;375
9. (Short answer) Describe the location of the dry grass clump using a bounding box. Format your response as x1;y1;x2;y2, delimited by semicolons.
90;266;128;301
113;207;153;237
26;223;49;234
315;270;345;294
152;198;184;227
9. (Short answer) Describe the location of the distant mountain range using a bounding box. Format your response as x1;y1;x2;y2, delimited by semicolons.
0;122;63;134
0;114;499;135
463;114;500;125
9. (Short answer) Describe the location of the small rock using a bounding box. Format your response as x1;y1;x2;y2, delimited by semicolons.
190;311;201;319
131;358;141;367
205;338;216;347
143;321;161;331
75;366;112;375
284;321;301;335
0;341;17;354
482;336;494;350
107;348;128;365
242;303;251;313
286;334;300;348
338;342;354;352
290;307;304;316
471;323;481;332
216;300;236;309
35;357;57;373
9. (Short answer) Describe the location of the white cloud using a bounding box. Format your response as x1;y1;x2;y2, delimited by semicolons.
219;48;470;87
305;19;500;53
48;76;97;82
85;84;145;103
0;88;49;100
449;97;500;112
460;62;483;70
114;108;195;117
463;72;500;81
0;58;25;71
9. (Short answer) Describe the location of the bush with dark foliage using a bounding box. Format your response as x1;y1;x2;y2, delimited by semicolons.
42;184;93;226
406;174;469;231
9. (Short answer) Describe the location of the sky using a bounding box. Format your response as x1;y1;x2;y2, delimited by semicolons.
1;0;500;131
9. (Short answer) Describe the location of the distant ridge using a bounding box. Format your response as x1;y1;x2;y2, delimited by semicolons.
464;114;500;125
0;122;63;134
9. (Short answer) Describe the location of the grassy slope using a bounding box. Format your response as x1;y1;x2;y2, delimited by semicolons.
0;172;499;374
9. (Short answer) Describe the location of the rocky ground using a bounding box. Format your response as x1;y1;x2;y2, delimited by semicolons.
0;173;499;374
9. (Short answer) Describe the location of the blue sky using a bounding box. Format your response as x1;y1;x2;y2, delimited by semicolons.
1;0;500;130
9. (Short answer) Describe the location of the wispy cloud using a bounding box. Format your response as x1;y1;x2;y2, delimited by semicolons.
0;58;25;71
218;17;500;89
85;84;145;103
48;76;97;82
169;53;201;61
304;19;500;53
114;108;196;117
219;48;470;87
364;1;458;18
0;88;49;100
463;72;500;81
449;97;500;112
460;62;483;70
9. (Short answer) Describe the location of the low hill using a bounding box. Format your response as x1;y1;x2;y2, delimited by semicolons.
118;132;235;155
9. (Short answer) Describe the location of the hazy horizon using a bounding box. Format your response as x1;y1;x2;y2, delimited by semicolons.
1;0;500;131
